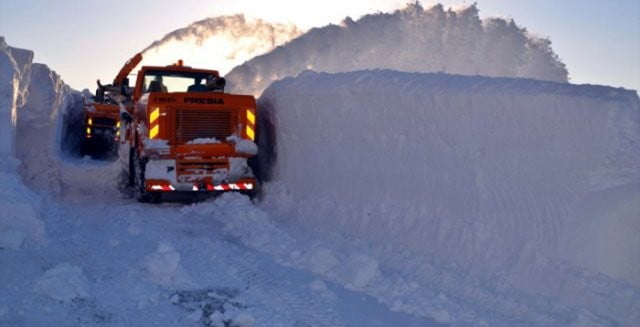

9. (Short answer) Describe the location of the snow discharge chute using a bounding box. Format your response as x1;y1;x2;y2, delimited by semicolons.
227;3;569;96
140;15;301;76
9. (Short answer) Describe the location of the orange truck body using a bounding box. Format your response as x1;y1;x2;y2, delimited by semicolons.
116;56;258;201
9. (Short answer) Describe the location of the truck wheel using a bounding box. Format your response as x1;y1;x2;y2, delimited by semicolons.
107;140;118;159
79;135;88;157
133;150;159;203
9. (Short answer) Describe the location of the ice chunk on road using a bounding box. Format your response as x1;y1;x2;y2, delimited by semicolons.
232;312;255;327
309;279;328;292
339;254;381;290
308;248;338;275
187;308;203;321
34;263;89;303
142;242;190;286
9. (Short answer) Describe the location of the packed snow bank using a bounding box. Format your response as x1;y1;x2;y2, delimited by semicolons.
257;70;640;302
142;14;301;75
227;3;568;96
0;166;45;250
0;38;46;250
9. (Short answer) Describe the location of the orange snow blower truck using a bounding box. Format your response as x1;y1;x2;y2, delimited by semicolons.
100;52;259;202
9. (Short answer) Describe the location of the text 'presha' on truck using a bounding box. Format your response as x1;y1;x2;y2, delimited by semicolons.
83;52;259;202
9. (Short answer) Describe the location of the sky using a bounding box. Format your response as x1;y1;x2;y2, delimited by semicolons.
0;0;638;91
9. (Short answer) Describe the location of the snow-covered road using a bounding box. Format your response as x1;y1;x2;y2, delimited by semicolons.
1;176;436;326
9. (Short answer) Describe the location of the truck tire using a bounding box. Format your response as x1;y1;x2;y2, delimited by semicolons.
133;150;159;203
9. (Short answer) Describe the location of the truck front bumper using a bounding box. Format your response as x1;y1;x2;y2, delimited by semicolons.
143;158;256;193
144;178;257;193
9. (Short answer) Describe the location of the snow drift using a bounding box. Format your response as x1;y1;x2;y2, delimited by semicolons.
142;14;301;75
228;3;569;96
257;70;640;322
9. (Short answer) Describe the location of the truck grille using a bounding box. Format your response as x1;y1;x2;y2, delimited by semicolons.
172;109;235;143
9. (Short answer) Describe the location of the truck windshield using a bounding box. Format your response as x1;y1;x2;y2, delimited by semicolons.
142;70;214;93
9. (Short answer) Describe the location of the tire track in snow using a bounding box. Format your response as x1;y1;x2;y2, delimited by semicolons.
219;241;344;326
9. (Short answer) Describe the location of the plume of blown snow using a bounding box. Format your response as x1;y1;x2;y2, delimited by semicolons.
226;3;569;96
141;15;301;75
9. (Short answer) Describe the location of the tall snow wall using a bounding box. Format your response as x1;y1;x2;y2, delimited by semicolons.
257;70;640;294
0;37;32;161
0;38;87;199
15;63;82;195
0;38;45;249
